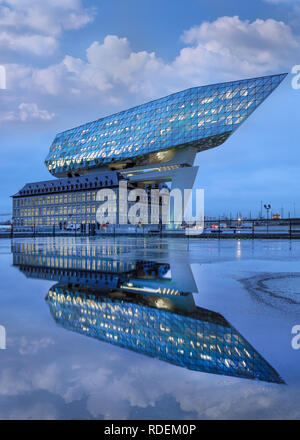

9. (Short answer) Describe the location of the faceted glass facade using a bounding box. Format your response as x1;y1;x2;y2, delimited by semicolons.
45;73;287;177
46;284;284;383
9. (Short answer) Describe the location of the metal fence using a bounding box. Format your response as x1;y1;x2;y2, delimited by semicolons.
201;219;300;238
1;218;300;238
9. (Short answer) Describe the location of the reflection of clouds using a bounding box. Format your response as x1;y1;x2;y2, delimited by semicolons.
0;368;31;396
18;337;55;355
0;398;59;421
2;244;300;419
1;336;300;420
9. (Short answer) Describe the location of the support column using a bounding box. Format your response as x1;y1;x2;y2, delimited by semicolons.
169;166;199;228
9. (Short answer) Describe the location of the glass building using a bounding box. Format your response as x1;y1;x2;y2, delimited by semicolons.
12;73;287;230
45;73;287;177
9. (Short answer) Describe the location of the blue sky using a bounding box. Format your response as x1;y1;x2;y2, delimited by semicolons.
0;0;300;217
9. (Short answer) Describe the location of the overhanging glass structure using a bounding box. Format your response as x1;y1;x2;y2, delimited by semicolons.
45;73;287;177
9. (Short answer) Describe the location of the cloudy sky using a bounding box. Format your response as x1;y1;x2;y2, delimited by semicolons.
0;0;300;217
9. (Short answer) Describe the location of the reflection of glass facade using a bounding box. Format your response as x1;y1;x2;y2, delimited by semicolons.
45;74;287;177
12;239;284;384
46;284;284;384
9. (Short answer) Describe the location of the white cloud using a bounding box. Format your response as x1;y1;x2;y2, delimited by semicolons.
60;35;173;96
13;16;298;103
1;102;55;123
0;0;94;36
62;10;94;31
179;16;299;80
0;344;299;420
0;0;94;55
263;0;300;24
2;15;299;128
264;0;299;3
0;31;57;55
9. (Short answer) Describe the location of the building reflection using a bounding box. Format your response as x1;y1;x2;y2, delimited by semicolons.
12;239;284;384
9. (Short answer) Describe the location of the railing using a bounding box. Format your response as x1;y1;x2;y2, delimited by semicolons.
2;218;300;238
6;224;161;237
201;219;300;238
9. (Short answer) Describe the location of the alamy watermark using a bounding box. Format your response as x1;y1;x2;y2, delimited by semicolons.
0;325;6;350
291;65;300;90
0;65;6;90
291;325;300;350
95;182;204;231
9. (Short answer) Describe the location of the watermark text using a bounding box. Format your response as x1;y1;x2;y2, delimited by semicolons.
291;65;300;90
291;325;300;350
0;325;6;350
0;65;6;90
95;182;204;230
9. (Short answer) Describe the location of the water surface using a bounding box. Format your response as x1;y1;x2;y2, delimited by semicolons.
0;237;300;420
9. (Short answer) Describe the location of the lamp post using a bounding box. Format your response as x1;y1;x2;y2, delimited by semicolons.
264;204;271;234
237;217;242;233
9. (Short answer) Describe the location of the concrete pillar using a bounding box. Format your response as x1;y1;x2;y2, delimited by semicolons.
169;166;199;228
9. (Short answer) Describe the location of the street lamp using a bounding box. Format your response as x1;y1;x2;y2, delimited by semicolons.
264;204;271;233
